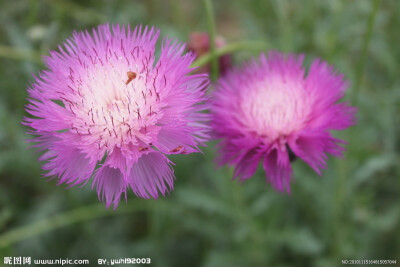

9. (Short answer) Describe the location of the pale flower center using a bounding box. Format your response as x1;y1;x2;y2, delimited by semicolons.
240;77;312;142
66;58;161;152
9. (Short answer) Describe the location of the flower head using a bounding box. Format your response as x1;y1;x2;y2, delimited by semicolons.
25;24;209;208
211;52;356;192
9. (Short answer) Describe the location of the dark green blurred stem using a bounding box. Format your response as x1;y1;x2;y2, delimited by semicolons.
225;166;263;260
0;200;173;249
148;201;162;258
231;176;262;249
204;0;219;81
43;0;107;24
331;157;348;258
0;45;42;63
334;0;381;254
27;0;40;26
172;0;185;33
191;40;268;69
274;0;293;52
352;0;380;105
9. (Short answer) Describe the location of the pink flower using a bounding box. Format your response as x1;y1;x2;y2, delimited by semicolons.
211;52;356;192
24;24;209;208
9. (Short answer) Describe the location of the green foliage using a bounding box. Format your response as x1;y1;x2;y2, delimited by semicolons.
0;0;399;266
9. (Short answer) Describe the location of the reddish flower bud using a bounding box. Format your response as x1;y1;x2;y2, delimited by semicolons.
187;32;232;76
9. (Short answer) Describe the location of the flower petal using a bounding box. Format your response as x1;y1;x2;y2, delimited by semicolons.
289;131;345;175
263;147;292;192
41;135;96;186
305;59;356;130
92;165;126;209
233;146;264;181
156;127;198;154
128;152;174;199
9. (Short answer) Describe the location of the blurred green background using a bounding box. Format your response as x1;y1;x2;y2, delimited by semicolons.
0;0;399;266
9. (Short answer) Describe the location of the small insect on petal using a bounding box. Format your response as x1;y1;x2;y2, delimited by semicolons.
139;147;148;152
170;145;184;153
125;71;137;85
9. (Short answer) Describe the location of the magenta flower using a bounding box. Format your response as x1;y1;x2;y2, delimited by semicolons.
211;52;356;192
24;24;209;208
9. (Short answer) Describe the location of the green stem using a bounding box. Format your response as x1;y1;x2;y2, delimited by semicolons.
0;45;42;63
43;0;107;24
275;0;292;52
352;0;380;104
204;0;219;81
191;40;268;69
331;157;347;258
172;0;185;32
0;200;173;249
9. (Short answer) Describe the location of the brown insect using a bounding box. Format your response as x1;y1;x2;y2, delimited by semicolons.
125;71;137;85
170;145;184;153
139;147;148;152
